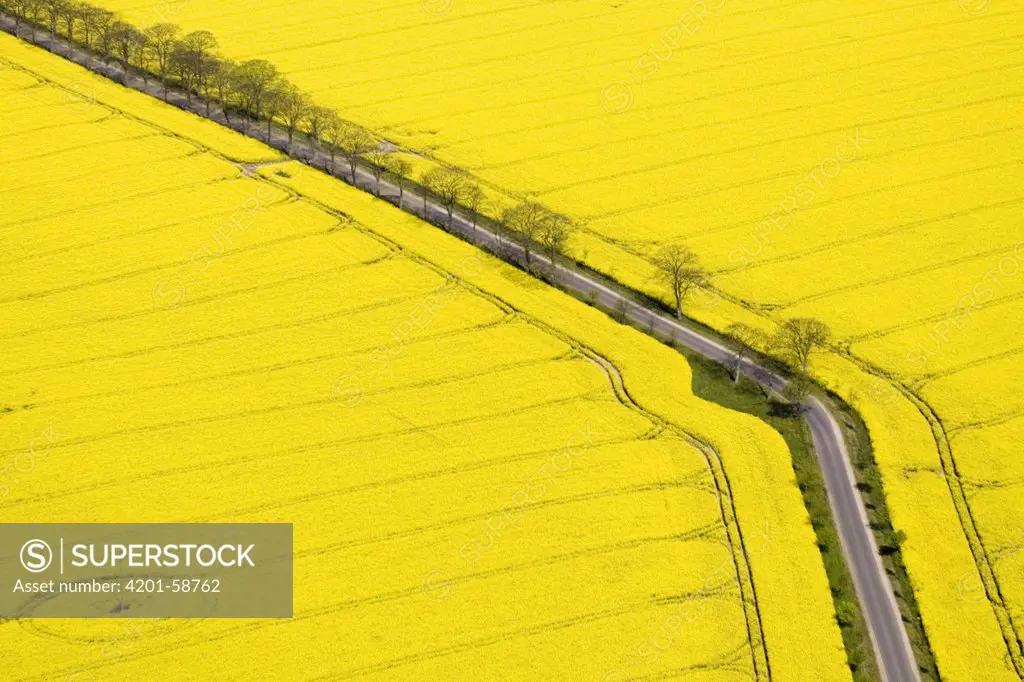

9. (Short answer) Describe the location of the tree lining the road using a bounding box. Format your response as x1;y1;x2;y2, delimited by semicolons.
422;166;471;228
725;323;768;386
651;244;708;320
0;15;946;677
774;317;832;376
0;4;834;393
0;0;584;268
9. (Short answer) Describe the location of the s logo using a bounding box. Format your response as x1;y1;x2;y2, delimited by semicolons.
20;539;52;573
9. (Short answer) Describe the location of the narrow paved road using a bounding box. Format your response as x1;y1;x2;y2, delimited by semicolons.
309;164;922;682
402;195;921;682
2;16;920;681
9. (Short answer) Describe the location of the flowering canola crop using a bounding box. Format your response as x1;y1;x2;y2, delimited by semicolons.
0;35;847;680
76;0;1024;676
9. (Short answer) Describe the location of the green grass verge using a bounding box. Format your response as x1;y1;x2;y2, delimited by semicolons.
673;345;882;681
829;395;940;681
569;283;941;681
566;286;885;679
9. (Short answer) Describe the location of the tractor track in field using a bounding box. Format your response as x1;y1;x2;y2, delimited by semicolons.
0;15;930;681
581;349;771;680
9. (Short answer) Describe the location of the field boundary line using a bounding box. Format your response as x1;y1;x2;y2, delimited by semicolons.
582;349;771;680
0;16;931;680
859;361;1024;675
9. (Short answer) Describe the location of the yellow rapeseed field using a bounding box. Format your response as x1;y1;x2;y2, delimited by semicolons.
0;35;848;680
79;0;1024;676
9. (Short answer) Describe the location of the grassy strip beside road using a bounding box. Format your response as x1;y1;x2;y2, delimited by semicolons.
1;15;935;679
559;260;940;681
679;349;882;682
579;289;938;681
835;399;940;681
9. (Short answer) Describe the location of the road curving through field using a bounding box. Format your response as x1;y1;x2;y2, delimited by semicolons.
0;16;921;681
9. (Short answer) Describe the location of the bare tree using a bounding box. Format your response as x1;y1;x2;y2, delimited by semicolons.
774;317;831;375
464;184;485;239
15;0;44;40
169;41;195;101
539;212;575;271
129;28;150;84
651;244;707;320
490;200;511;251
336;123;376;183
262;83;287;140
27;0;45;41
383;156;412;209
277;84;311;148
210;57;235;123
177;30;218;108
421;172;429;214
320;111;344;172
364;149;391;196
40;0;64;47
6;0;30;33
111;21;144;77
143;23;179;100
306;106;330;153
60;0;81;40
180;29;217;60
81;5;113;50
94;8;117;61
195;52;221;115
501;201;550;270
230;59;278;130
4;0;22;31
725;322;766;383
422;167;471;228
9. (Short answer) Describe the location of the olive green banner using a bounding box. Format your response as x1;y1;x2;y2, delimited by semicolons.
0;524;292;618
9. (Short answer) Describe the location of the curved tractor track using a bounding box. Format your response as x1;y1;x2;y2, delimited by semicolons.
0;15;925;681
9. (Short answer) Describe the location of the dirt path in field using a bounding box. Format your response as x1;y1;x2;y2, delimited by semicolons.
0;16;925;682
